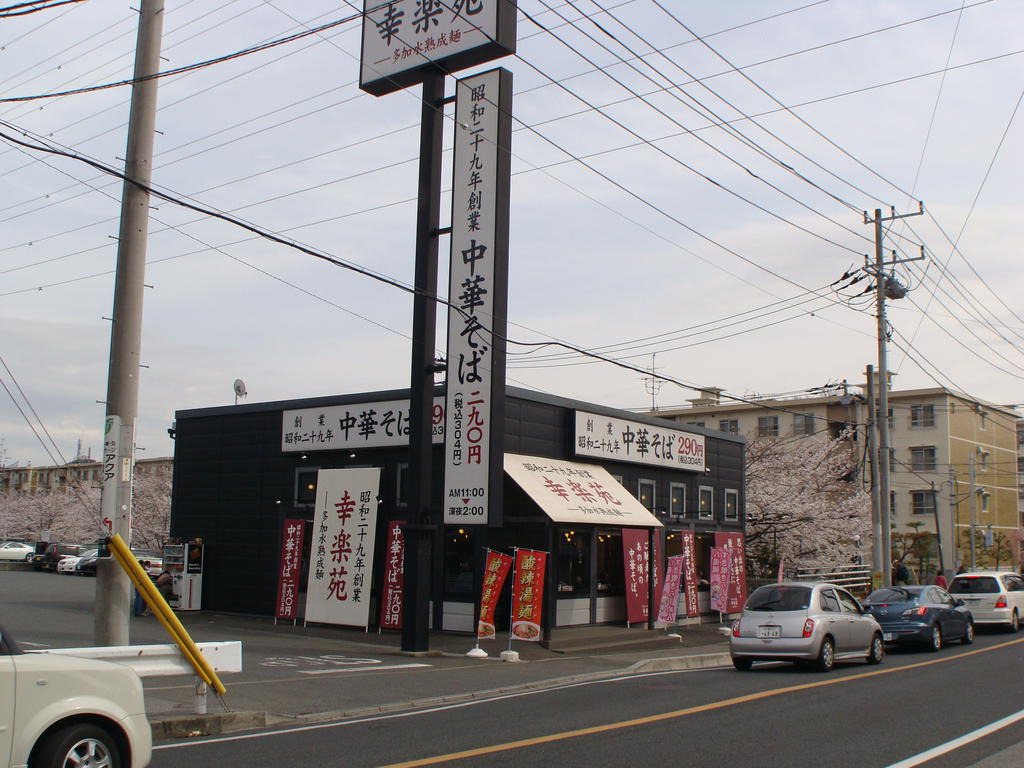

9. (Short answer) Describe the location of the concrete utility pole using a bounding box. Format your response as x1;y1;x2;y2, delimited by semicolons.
865;366;882;588
864;205;923;587
968;451;977;570
95;0;164;647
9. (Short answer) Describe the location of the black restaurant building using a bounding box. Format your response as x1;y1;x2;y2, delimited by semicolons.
169;385;746;633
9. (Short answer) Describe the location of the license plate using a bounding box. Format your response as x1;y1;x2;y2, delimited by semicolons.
757;625;781;639
883;632;894;641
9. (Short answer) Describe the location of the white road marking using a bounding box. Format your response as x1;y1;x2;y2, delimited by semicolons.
885;709;1024;768
300;663;431;675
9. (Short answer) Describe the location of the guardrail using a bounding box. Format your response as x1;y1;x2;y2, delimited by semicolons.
793;565;872;597
31;641;242;714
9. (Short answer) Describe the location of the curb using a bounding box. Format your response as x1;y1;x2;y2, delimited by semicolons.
148;650;732;741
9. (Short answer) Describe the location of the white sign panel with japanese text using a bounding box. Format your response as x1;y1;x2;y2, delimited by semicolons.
504;454;663;528
443;68;511;525
360;0;517;96
304;468;381;629
282;398;444;453
574;411;706;472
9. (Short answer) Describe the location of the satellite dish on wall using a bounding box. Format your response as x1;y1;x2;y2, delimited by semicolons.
233;379;247;404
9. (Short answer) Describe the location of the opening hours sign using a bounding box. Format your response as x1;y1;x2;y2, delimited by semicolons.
443;67;512;526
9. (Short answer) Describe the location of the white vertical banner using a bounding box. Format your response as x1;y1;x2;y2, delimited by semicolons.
443;67;512;526
304;468;381;628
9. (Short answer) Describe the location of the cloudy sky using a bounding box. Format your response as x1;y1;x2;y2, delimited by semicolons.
1;0;1021;467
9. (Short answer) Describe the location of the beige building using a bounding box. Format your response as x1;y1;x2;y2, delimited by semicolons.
649;379;1021;576
0;456;173;495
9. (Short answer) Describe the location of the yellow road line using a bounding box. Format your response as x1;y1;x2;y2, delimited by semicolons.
379;637;1024;768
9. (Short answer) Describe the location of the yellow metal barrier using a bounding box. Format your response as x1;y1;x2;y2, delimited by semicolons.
107;534;227;696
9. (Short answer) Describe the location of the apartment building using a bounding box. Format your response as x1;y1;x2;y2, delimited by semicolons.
649;379;1021;576
0;456;173;495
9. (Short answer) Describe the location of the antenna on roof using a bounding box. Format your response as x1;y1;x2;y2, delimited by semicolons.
233;379;247;406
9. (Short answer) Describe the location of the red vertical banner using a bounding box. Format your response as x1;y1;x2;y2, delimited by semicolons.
511;549;546;642
679;531;699;617
715;532;747;612
622;528;650;623
378;521;405;630
477;550;513;640
275;519;306;620
657;555;685;625
709;548;732;613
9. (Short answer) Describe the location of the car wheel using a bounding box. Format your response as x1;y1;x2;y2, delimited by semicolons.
927;624;942;652
1009;610;1020;633
961;621;974;645
815;636;835;672
30;722;122;768
866;633;884;664
732;657;753;671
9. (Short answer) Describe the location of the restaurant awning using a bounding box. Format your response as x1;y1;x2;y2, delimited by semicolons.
504;453;663;528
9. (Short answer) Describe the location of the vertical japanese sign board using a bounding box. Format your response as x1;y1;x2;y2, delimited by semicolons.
510;549;546;642
443;67;512;526
477;549;512;640
359;0;518;96
276;519;306;621
101;415;134;538
304;468;381;629
715;531;748;612
379;521;406;630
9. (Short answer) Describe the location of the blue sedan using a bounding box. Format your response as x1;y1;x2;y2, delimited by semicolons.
863;585;974;651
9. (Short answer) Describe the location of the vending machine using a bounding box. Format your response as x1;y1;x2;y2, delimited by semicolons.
162;540;204;610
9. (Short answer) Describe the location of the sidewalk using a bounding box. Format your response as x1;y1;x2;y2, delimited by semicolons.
144;612;732;740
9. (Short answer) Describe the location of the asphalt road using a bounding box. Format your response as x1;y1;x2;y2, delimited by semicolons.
4;568;1022;767
143;635;1024;768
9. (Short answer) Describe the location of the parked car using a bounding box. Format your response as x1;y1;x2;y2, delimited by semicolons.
862;585;974;650
730;582;885;672
0;541;34;561
57;548;98;575
0;622;152;768
39;543;86;573
75;552;101;577
947;571;1024;632
131;549;164;578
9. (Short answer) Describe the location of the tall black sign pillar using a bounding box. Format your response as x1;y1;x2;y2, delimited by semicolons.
402;69;445;653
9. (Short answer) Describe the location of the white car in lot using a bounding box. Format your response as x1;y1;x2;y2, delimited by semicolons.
947;571;1024;632
56;549;98;575
1;624;152;768
0;542;34;562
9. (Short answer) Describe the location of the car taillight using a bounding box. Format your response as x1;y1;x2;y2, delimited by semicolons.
802;619;815;638
902;607;928;616
995;596;1007;608
731;619;741;637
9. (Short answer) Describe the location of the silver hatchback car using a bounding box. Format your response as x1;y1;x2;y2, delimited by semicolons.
730;582;885;671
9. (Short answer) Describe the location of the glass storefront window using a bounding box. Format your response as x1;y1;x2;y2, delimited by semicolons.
295;468;318;506
595;529;624;596
443;527;474;596
556;528;591;596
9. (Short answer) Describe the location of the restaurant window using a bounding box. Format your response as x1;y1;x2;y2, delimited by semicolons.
698;486;713;519
718;419;738;434
595;529;624;596
910;404;935;428
637;479;655;512
724;489;738;520
295;468;319;506
911;491;936;517
757;416;779;437
556;528;591;596
669;483;686;519
443;527;474;596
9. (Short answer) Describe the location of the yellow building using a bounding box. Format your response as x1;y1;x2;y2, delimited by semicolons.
648;378;1021;576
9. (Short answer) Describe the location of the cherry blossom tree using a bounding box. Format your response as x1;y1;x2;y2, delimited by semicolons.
744;431;871;576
